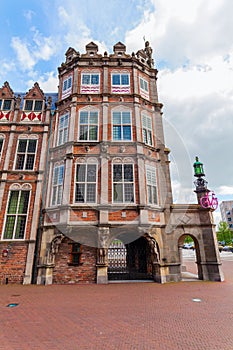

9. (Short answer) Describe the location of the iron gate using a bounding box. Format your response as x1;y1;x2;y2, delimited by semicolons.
108;238;154;281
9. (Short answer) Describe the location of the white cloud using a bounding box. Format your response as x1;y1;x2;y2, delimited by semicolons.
11;37;36;71
218;186;233;195
23;10;35;21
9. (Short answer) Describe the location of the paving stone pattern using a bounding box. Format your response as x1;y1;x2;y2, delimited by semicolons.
0;259;233;350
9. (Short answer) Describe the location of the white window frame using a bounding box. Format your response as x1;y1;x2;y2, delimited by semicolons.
81;72;100;94
51;164;64;206
75;163;98;204
111;72;130;93
57;113;69;145
112;111;132;141
78;110;99;141
146;165;158;205
62;76;72;98
112;163;135;203
14;138;38;171
2;189;31;240
140;77;149;92
0;99;12;111
24;100;43;112
142;114;153;146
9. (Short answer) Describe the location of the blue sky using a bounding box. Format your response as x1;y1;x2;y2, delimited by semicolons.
1;0;233;224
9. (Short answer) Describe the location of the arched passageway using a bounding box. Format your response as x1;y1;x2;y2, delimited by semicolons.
178;234;202;281
108;236;155;281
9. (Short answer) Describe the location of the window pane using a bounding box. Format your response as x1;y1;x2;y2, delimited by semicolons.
112;112;121;124
27;140;37;153
67;77;72;88
18;191;29;214
34;100;43;111
0;139;3;153
15;216;26;239
79;125;88;140
91;75;99;84
25;100;33;111
15;154;25;170
124;164;133;182
63;80;67;91
90;112;98;124
113;164;122;182
57;185;63;204
58;166;64;184
80;112;88;124
113;184;123;202
152;186;157;204
147;131;152;145
113;126;121;140
112;74;120;85
86;184;96;202
7;191;19;214
18;140;27;152
121;74;129;85
76;164;86;182
89;126;98;140
3;216;15;239
87;165;96;182
25;154;35;170
82;75;90;84
142;129;147;143
122;112;131;124
3;99;11;110
52;187;57;205
147;185;152;204
124;183;134;202
123;126;131;140
75;184;85;202
0;100;2;109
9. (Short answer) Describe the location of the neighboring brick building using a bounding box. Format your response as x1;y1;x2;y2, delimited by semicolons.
1;41;224;285
220;201;233;230
0;81;54;284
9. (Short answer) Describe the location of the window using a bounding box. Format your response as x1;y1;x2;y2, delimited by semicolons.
0;99;12;111
52;165;64;205
69;243;82;265
140;77;149;92
146;166;157;204
142;115;153;146
75;163;97;203
3;190;30;239
113;164;134;203
111;73;130;93
62;76;72;92
81;73;100;93
15;139;37;170
0;137;4;158
24;100;43;112
58;113;69;145
79;111;98;141
112;111;132;141
228;218;232;222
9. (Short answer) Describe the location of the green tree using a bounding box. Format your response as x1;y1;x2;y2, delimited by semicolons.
217;221;233;245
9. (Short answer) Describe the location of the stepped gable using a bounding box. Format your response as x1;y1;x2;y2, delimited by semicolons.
0;81;14;99
23;82;45;101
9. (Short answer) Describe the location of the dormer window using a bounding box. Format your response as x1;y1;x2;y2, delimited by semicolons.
0;99;12;111
24;100;43;112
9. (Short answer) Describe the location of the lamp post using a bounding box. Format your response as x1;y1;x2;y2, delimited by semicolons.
193;156;208;204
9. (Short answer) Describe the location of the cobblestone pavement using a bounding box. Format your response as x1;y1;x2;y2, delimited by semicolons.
0;256;233;350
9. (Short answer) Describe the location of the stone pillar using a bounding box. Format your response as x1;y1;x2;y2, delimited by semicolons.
96;227;109;284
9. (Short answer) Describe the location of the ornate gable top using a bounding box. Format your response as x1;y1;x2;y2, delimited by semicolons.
0;81;14;99
24;82;45;100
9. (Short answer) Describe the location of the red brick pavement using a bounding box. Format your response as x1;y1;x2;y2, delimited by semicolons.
0;258;233;350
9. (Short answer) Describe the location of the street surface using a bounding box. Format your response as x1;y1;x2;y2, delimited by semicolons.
0;253;233;350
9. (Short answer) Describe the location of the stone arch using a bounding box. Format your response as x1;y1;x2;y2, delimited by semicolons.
178;232;202;281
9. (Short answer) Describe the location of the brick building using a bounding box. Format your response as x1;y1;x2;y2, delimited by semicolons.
1;42;224;285
0;81;54;284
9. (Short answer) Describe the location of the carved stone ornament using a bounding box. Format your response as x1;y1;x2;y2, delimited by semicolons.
48;233;65;264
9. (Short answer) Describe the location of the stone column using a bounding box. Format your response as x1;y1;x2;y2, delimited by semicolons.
96;227;110;284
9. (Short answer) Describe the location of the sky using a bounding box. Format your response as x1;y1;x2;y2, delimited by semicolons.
0;0;233;225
